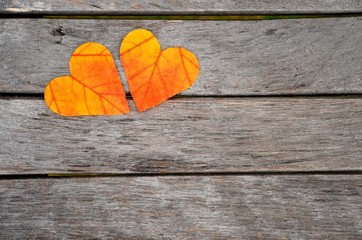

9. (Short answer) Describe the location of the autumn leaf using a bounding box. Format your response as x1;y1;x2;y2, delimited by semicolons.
120;29;200;112
44;42;130;116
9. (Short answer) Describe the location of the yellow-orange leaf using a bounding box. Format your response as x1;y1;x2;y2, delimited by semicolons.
120;29;200;112
44;42;130;116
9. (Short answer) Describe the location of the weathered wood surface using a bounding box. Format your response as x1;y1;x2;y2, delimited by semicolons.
1;175;361;239
1;98;361;174
0;18;362;96
0;18;361;95
1;0;362;14
1;2;361;239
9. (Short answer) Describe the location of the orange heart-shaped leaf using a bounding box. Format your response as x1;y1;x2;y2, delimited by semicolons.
44;42;130;116
120;29;200;112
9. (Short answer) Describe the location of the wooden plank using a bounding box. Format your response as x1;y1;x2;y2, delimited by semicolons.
1;0;362;14
1;18;362;95
0;175;361;239
1;97;361;174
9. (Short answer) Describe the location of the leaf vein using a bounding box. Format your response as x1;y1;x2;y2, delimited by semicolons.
120;35;155;56
139;52;162;109
49;83;60;114
70;75;125;114
180;51;200;70
179;48;192;85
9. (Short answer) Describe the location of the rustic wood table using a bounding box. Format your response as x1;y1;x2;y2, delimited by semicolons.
1;1;361;239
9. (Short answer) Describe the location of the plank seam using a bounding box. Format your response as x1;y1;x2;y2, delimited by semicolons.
2;93;362;100
0;170;361;180
0;13;362;20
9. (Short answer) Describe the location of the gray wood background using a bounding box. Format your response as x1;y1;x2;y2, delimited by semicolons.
0;0;361;239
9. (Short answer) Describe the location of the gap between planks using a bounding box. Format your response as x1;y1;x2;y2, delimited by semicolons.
0;170;362;180
1;93;362;100
1;13;362;20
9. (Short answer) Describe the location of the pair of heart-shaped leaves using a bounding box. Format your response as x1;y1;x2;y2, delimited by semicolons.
44;29;200;116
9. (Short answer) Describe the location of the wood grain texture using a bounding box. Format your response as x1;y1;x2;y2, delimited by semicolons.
1;18;361;95
1;0;362;14
1;175;361;239
1;98;361;174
